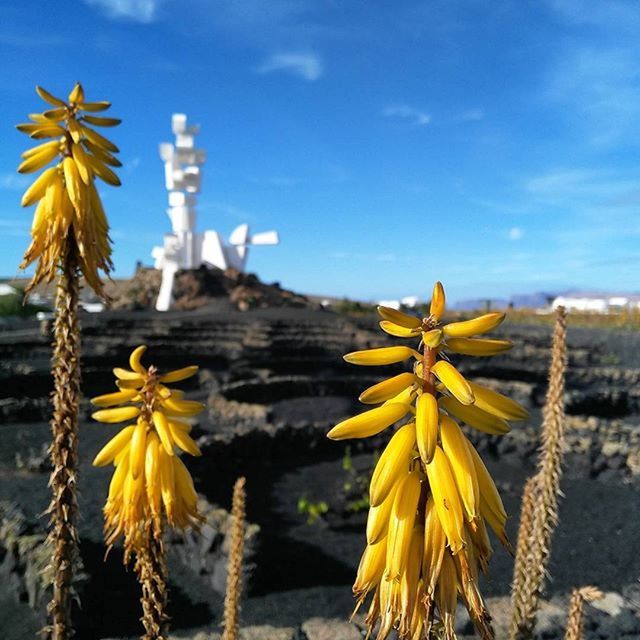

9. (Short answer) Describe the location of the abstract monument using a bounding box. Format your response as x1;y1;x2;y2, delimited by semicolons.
152;114;279;311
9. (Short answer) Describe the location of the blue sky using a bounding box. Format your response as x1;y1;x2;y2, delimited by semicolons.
1;0;640;303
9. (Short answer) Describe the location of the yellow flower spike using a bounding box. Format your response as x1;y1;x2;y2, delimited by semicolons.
415;392;438;464
328;402;409;440
426;446;465;554
379;320;421;339
469;381;529;421
128;345;147;374
359;372;417;404
465;439;507;523
129;419;148;480
430;281;446;320
443;312;505;338
343;346;420;366
422;328;443;348
432;360;475;405
445;337;513;356
439;395;510;435
377;306;422;329
93;425;136;466
92;406;140;424
91;389;139;407
366;485;397;544
159;365;199;383
440;415;480;522
369;422;416;507
152;410;175;456
386;470;421;581
168;421;201;456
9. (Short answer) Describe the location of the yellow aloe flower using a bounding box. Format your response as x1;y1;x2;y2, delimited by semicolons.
330;282;528;640
92;346;204;559
17;83;121;294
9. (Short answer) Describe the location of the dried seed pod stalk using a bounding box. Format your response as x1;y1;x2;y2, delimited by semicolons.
222;477;247;640
564;586;604;640
510;307;567;640
92;346;204;639
17;83;121;640
328;282;529;639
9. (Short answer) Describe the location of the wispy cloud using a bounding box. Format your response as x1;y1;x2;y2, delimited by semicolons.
85;0;160;23
257;52;323;81
459;108;484;122
382;104;431;126
0;173;29;191
508;227;524;241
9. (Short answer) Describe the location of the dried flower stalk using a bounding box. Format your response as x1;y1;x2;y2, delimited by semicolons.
222;477;247;640
564;586;604;640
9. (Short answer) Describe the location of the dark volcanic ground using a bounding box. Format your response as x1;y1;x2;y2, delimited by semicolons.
1;306;639;639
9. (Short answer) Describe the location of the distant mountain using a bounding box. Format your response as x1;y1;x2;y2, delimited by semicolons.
451;292;556;311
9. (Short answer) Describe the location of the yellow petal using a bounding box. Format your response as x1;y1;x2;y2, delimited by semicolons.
80;124;120;153
158;445;176;517
429;282;446;320
113;367;144;382
343;346;420;366
161;397;205;417
386;470;421;580
435;553;458;635
68;82;84;103
71;142;92;185
359;372;417;405
465;440;507;522
17;144;59;173
145;433;161;516
129;420;147;480
353;539;387;597
443;312;505;338
21;167;58;207
370;422;416;507
82;114;121;127
422;497;446;597
425;446;465;554
21;140;60;159
444;337;513;356
469;382;529;421
107;447;130;500
128;345;147;374
400;525;424;634
377;305;422;329
366;485;397;544
79;101;111;112
416;393;438;464
439;396;510;436
168;420;201;456
92;406;140;424
173;456;198;509
62;156;85;211
379;320;421;339
327;403;409;440
36;85;66;107
90;389;138;407
159;365;199;383
440;415;480;522
169;419;192;434
432;360;474;405
422;328;443;348
152;410;174;456
92;424;135;466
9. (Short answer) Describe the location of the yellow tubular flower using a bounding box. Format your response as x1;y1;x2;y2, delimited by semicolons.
17;83;121;294
328;281;529;639
92;346;204;560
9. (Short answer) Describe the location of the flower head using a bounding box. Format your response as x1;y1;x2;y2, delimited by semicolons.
92;346;204;559
329;282;529;640
17;83;121;295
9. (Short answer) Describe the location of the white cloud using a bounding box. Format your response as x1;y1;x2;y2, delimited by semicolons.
460;108;484;121
85;0;159;22
257;52;323;81
508;227;524;241
382;104;431;126
0;173;29;191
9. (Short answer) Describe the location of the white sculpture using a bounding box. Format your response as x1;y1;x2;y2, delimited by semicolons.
152;114;279;311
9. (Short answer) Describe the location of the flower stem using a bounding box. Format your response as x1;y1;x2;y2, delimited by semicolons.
46;238;81;640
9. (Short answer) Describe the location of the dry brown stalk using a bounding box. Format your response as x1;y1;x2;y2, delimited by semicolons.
509;475;538;635
222;477;247;640
564;586;604;640
45;240;81;640
510;306;568;640
135;521;169;640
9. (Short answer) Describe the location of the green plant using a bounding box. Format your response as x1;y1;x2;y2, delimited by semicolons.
297;497;329;524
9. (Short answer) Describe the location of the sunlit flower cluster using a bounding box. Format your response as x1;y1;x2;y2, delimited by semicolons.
328;282;529;640
92;346;204;559
17;83;121;294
